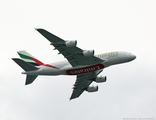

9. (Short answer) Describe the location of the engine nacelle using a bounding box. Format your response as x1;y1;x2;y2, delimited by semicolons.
95;76;107;83
83;50;94;57
65;40;77;47
86;85;98;92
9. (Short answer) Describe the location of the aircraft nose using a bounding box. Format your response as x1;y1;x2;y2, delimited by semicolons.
131;54;136;60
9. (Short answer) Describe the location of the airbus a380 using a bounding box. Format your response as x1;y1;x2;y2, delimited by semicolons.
12;29;136;100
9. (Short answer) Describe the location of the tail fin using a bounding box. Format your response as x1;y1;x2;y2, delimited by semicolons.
12;58;38;85
17;50;44;66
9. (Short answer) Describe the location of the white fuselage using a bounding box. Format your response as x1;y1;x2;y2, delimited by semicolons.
22;51;136;76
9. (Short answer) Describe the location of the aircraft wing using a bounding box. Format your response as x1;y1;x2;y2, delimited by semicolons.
36;29;103;67
70;70;103;100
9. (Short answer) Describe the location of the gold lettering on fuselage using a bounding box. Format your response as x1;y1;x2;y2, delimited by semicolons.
97;52;118;58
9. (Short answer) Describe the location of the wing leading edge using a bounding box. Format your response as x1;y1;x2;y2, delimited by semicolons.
70;70;103;100
36;29;103;67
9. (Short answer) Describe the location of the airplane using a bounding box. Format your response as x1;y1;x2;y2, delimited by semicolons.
12;28;136;100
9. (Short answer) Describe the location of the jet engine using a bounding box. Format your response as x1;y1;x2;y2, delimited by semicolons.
95;76;107;83
86;85;98;92
83;50;94;57
65;40;77;47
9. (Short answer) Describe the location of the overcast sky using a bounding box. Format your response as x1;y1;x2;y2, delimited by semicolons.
0;0;156;120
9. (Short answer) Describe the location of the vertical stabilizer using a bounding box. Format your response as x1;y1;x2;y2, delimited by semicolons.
17;50;44;66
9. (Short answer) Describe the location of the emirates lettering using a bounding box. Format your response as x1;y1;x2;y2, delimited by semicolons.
69;66;100;75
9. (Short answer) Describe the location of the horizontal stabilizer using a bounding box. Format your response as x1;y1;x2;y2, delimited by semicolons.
26;75;38;85
12;58;38;71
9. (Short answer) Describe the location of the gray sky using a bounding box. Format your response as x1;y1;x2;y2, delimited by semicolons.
0;0;156;120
